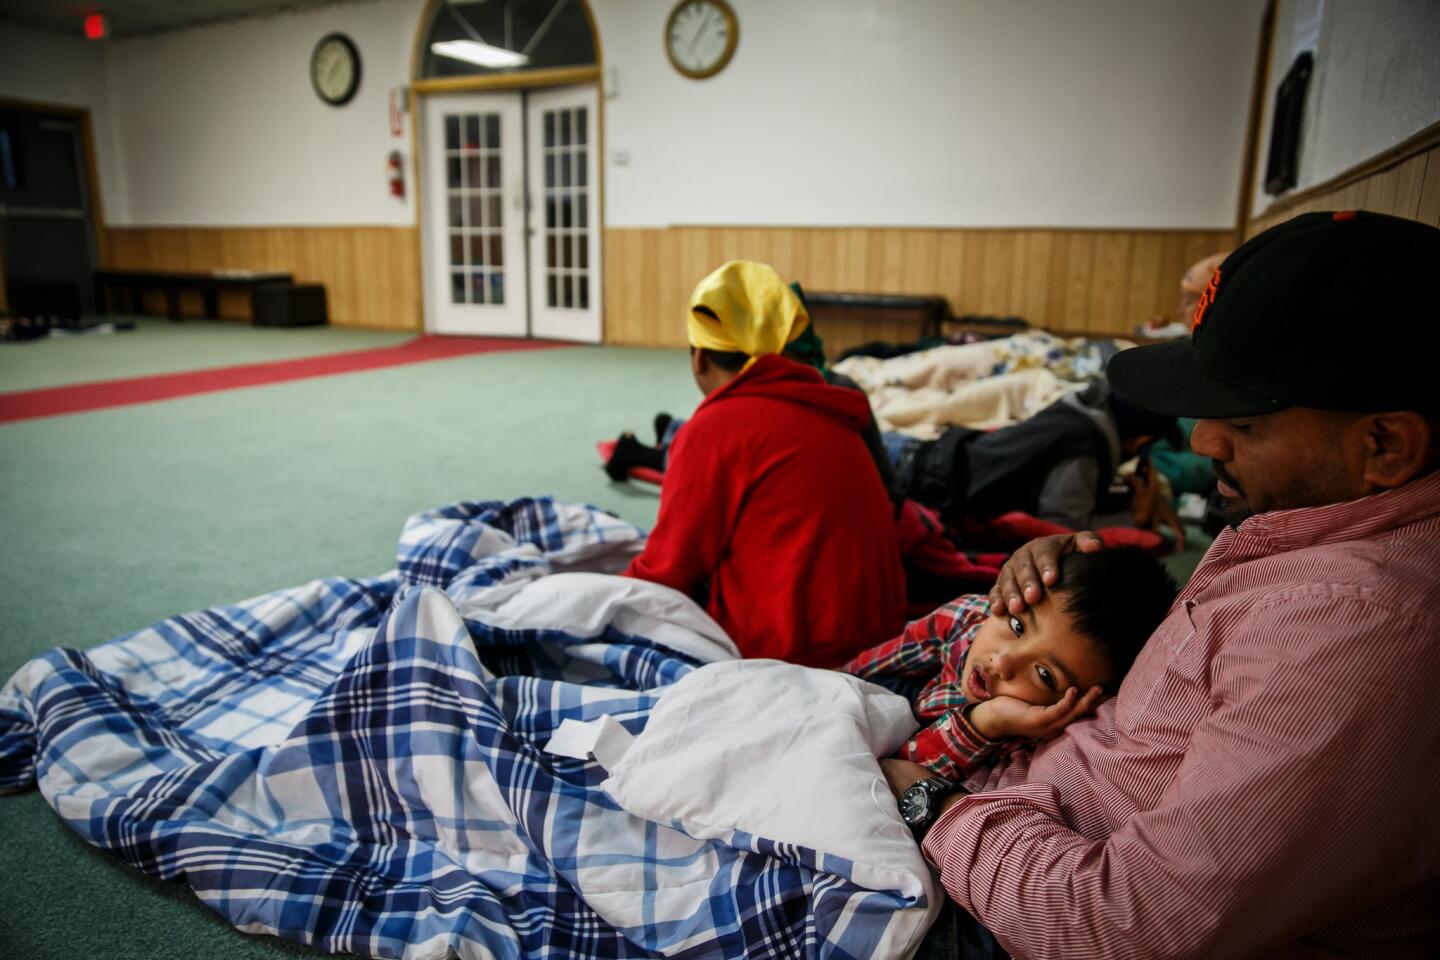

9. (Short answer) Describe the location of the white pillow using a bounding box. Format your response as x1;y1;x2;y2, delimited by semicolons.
595;659;934;903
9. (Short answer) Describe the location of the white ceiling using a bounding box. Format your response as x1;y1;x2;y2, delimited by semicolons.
0;0;348;39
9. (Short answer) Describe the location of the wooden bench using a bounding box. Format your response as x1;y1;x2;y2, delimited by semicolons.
803;292;1028;357
804;292;950;343
96;270;294;323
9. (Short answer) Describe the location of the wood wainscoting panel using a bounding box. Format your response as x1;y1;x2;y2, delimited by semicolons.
601;225;1234;352
104;226;422;330
1250;137;1440;237
1418;148;1440;227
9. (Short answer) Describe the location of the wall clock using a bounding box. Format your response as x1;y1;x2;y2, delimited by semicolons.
665;0;738;79
311;33;361;106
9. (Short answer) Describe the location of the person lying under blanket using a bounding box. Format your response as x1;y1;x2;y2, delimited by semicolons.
884;379;1188;547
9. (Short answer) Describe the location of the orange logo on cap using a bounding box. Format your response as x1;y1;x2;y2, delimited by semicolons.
1191;267;1221;332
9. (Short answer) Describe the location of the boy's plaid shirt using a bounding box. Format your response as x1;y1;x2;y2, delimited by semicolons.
842;594;1025;782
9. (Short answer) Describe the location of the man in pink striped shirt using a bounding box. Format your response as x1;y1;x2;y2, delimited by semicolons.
890;210;1440;959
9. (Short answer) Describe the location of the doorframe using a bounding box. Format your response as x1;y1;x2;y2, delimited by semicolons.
408;0;605;340
0;96;108;312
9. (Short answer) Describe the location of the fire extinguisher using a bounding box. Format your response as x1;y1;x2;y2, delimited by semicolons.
387;151;405;199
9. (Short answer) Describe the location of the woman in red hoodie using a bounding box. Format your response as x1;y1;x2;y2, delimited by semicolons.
625;261;906;667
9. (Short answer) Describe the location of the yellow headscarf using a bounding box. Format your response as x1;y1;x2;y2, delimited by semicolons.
686;260;810;371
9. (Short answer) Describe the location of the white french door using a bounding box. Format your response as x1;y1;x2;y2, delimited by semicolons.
423;93;527;336
525;85;601;342
421;85;601;342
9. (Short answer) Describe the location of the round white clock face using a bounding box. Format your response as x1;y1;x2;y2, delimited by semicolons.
311;34;360;105
666;0;737;79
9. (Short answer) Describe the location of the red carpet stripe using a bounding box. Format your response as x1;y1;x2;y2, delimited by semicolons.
0;335;566;424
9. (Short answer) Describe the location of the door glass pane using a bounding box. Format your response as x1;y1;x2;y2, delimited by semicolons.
439;109;518;317
527;106;592;314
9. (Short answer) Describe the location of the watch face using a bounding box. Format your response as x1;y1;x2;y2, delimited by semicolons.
312;34;360;106
899;783;930;825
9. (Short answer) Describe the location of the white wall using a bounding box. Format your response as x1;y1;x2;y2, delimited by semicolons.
7;0;1266;230
0;22;126;222
594;0;1263;229
1251;0;1440;215
105;0;423;226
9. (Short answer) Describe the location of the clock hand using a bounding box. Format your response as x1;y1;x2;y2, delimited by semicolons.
689;10;711;52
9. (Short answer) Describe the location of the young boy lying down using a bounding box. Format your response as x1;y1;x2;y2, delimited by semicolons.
843;547;1177;783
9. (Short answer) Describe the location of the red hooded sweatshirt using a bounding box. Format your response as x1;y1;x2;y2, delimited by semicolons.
625;354;906;667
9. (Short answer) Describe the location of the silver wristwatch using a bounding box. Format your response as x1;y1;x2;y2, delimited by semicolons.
899;775;964;836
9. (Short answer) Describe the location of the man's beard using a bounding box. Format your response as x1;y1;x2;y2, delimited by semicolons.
1211;457;1358;525
1212;462;1252;524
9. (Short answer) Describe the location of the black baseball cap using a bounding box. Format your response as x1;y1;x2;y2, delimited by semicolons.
1106;210;1440;419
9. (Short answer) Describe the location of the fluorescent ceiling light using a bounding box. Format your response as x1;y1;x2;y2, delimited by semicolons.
432;40;529;68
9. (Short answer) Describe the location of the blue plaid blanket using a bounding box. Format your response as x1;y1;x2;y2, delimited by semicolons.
0;497;931;959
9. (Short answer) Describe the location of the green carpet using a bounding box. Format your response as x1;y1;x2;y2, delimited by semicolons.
0;318;1209;958
0;316;414;392
0;319;698;959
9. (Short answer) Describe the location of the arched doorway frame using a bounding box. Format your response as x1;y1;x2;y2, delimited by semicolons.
408;0;605;339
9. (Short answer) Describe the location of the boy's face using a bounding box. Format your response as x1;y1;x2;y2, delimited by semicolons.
963;596;1114;707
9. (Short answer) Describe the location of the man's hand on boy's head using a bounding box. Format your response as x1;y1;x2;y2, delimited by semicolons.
968;686;1106;741
988;531;1106;616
